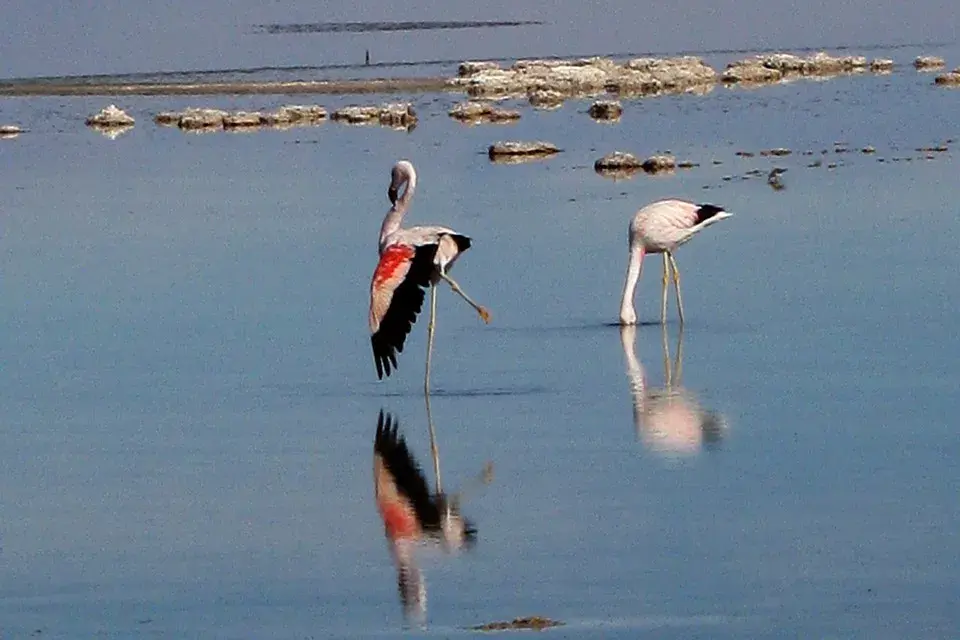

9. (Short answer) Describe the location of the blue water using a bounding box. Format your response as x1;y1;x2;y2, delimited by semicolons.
2;49;960;637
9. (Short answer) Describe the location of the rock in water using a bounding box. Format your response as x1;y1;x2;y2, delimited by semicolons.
914;55;946;70
85;105;135;127
588;100;623;120
488;141;561;159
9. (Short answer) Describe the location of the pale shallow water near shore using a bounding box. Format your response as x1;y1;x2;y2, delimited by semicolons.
2;45;960;639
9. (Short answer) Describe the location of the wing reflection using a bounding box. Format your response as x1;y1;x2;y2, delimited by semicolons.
620;324;727;455
373;400;491;622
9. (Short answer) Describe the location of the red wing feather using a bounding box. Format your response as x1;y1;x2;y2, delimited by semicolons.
369;243;438;379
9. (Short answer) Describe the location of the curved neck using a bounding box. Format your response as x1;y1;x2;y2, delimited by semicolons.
396;166;417;212
379;167;417;250
619;244;645;324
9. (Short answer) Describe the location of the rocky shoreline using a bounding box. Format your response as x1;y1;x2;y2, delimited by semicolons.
0;51;952;99
1;50;953;143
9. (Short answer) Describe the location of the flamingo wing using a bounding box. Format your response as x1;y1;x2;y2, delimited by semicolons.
369;243;439;379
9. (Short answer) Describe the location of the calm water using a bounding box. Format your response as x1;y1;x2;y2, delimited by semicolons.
2;47;960;638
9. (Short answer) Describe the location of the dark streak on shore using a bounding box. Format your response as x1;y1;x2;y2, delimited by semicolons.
0;77;455;97
254;20;542;35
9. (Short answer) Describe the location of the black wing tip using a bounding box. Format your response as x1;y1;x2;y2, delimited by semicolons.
450;234;472;253
372;334;400;379
695;203;726;224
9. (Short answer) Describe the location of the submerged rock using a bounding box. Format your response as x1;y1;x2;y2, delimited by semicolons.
641;154;676;173
154;111;182;126
331;103;417;129
595;151;643;171
223;111;267;128
331;105;381;123
473;617;564;632
378;103;418;128
178;108;229;130
594;151;643;179
722;52;870;84
914;56;946;70
264;104;328;125
870;58;894;72
934;69;960;85
527;88;566;108
450;55;717;100
156;105;327;131
488;140;560;162
588;100;623;120
448;101;520;124
85;104;135;127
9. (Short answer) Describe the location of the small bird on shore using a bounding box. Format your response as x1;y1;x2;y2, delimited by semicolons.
619;199;732;325
368;160;491;391
767;167;787;191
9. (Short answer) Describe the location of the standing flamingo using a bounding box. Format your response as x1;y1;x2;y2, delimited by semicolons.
619;199;732;325
369;160;491;392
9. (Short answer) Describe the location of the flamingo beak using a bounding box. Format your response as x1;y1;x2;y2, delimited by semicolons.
388;185;399;204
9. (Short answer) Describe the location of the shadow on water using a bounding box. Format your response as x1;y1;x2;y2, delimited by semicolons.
375;385;551;399
254;20;543;35
372;396;493;625
620;324;727;456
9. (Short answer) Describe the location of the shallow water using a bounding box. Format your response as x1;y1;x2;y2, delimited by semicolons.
2;52;960;638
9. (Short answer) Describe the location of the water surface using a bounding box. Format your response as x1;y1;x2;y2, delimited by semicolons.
2;56;960;638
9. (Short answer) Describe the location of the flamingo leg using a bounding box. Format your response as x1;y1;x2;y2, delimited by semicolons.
660;253;670;324
438;272;491;324
424;285;438;396
668;252;685;324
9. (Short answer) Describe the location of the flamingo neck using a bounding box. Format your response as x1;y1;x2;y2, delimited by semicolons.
379;171;417;251
619;244;644;325
379;209;403;251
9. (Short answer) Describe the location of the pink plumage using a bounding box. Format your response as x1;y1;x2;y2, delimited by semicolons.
619;199;732;325
368;160;490;387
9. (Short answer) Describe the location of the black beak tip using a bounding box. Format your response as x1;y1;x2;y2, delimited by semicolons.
388;186;399;204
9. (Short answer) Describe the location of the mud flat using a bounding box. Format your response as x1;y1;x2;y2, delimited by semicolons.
0;77;453;97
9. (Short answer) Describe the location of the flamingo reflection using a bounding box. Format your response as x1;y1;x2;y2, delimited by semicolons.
373;401;492;621
620;324;726;455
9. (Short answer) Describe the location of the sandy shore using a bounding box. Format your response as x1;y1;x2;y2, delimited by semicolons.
0;76;454;97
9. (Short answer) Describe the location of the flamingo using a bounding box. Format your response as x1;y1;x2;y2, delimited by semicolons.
619;199;732;325
374;408;487;620
369;160;491;392
620;324;726;455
